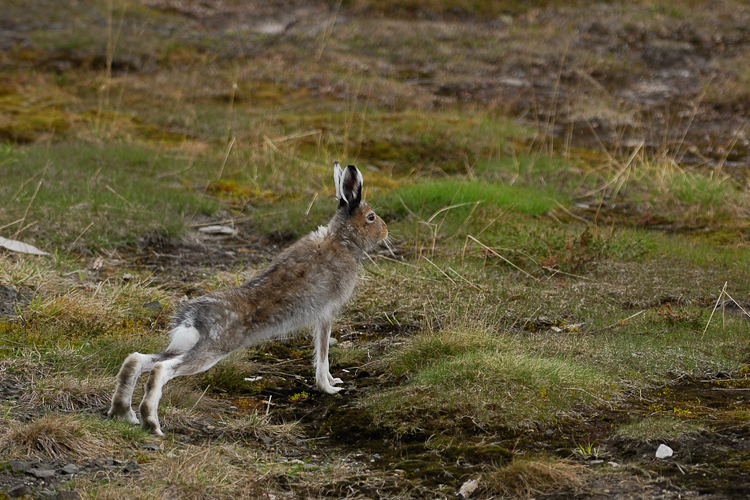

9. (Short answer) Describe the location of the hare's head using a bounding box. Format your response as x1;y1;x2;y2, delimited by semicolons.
332;162;388;252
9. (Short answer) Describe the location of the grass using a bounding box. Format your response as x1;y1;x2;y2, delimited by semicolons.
361;317;615;433
0;141;220;249
0;414;108;460
2;0;750;497
483;457;587;499
615;416;705;442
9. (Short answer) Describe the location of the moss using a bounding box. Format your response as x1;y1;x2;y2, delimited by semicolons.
0;91;74;142
206;179;278;204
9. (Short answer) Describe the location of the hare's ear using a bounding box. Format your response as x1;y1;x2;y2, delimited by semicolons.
333;161;363;214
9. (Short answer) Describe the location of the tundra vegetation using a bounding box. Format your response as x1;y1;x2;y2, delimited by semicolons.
1;0;750;498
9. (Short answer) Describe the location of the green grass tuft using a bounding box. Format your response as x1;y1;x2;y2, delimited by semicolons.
361;319;613;432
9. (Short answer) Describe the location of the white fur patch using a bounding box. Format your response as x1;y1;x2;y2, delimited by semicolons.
166;324;200;353
310;225;330;243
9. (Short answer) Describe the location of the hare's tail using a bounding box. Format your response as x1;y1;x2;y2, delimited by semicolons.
165;323;200;354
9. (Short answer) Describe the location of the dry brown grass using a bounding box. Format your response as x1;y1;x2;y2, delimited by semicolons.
484;457;587;498
0;414;108;460
23;375;112;412
83;444;271;500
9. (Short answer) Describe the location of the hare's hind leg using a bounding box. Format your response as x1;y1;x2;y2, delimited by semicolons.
313;319;343;394
139;347;229;436
108;352;162;424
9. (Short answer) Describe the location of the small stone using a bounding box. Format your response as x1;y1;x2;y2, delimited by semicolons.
56;491;82;500
590;460;605;465
329;337;339;346
29;468;56;478
259;435;272;447
302;463;319;471
655;444;673;459
8;485;28;497
545;429;554;436
9;460;30;472
61;464;79;474
143;301;162;311
38;490;56;497
141;443;161;452
91;458;111;468
122;462;141;474
458;478;480;498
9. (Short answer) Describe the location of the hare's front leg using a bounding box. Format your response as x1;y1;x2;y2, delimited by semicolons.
313;319;342;394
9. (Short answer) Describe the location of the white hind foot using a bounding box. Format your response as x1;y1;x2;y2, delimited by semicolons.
317;380;342;394
107;406;140;425
327;373;343;385
139;361;170;437
141;416;164;437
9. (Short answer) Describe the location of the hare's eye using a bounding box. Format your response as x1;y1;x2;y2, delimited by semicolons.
366;212;376;223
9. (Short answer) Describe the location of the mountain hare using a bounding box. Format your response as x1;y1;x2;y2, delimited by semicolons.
108;162;388;435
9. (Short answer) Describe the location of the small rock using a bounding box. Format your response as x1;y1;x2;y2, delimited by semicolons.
655;444;673;459
122;462;141;474
9;460;30;472
141;443;161;452
458;478;480;498
61;464;79;475
60;464;80;474
259;435;272;447
8;485;28;498
56;491;82;500
590;459;605;465
329;337;339;346
198;225;237;235
91;458;113;468
302;463;319;471
545;429;554;436
143;301;162;312
29;468;56;479
38;490;56;497
608;461;621;467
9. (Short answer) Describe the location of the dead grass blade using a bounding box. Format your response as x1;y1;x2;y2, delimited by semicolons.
485;457;587;499
466;235;538;281
589;310;646;335
702;281;728;338
1;415;107;460
14;161;49;239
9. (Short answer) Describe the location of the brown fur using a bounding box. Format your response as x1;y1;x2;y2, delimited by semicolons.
107;163;388;435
